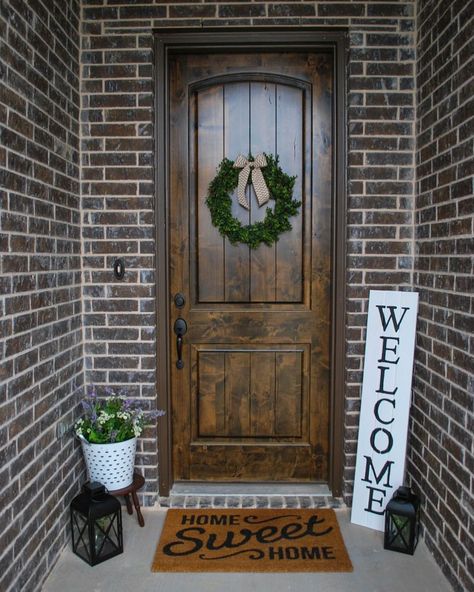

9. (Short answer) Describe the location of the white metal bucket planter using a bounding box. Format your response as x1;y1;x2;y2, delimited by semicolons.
80;436;137;490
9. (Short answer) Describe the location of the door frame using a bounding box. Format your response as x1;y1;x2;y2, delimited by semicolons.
154;28;348;497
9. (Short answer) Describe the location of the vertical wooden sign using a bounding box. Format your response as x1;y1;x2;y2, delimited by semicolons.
351;290;419;531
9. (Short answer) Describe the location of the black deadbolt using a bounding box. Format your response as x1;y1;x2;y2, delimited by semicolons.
174;293;185;308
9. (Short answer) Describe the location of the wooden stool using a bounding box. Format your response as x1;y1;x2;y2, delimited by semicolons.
108;472;145;527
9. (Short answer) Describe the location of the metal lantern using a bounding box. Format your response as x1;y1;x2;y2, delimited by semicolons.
384;486;420;555
70;481;123;566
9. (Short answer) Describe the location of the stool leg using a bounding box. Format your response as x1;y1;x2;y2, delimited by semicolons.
124;494;133;515
131;491;145;527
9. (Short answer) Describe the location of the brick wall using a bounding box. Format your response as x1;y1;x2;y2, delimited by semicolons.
0;1;83;591
3;1;471;591
80;0;416;505
408;1;473;591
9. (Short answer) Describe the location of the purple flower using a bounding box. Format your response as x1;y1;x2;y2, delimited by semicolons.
149;410;166;419
75;387;165;444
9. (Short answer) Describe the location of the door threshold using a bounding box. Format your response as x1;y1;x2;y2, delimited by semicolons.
171;481;331;496
159;482;343;509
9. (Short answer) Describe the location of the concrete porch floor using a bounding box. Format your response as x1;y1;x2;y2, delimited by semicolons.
43;508;452;592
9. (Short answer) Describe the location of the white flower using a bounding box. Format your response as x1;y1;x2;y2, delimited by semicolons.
98;411;113;424
132;419;143;437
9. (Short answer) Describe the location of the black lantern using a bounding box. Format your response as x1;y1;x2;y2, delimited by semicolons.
70;481;123;565
384;486;420;555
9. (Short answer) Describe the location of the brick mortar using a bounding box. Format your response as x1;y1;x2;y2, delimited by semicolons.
0;1;84;591
9;2;472;592
409;1;473;591
79;1;417;514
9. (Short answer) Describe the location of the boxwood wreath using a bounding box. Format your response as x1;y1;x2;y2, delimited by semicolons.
205;153;300;249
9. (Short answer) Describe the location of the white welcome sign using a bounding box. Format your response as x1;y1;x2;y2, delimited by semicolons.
351;290;419;531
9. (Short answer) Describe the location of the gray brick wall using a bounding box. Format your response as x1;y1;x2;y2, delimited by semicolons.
0;1;84;591
5;2;471;592
409;1;473;591
80;0;417;506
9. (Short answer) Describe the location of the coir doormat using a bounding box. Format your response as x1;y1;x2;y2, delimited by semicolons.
152;509;352;572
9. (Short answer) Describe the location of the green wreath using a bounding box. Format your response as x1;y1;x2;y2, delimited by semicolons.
205;153;300;249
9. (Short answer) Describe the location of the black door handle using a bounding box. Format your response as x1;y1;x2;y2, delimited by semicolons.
174;318;187;369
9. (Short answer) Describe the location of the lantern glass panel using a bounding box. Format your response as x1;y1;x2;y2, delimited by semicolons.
93;515;121;558
386;514;412;551
71;510;91;563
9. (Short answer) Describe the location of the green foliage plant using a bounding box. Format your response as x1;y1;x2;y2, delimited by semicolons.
75;387;165;444
205;153;300;249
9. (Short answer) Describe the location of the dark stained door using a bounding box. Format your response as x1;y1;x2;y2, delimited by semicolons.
168;51;333;482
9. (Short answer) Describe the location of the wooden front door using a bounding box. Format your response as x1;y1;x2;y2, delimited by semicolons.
168;51;333;483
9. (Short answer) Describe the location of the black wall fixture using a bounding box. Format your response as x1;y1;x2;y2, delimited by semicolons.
113;258;125;280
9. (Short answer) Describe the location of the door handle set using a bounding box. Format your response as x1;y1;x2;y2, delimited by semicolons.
173;317;187;369
173;293;187;369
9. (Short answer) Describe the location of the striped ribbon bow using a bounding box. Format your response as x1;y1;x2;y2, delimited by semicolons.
233;154;270;210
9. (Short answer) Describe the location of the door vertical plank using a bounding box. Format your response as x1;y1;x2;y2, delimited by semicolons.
224;83;251;302
169;57;191;480
311;56;334;470
226;352;251;436
198;352;226;436
197;86;225;302
250;351;275;436
275;352;302;437
276;85;304;303
250;82;276;302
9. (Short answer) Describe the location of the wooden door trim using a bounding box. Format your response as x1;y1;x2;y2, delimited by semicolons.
154;28;348;497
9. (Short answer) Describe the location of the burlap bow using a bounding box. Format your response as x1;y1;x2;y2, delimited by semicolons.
233;154;270;210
